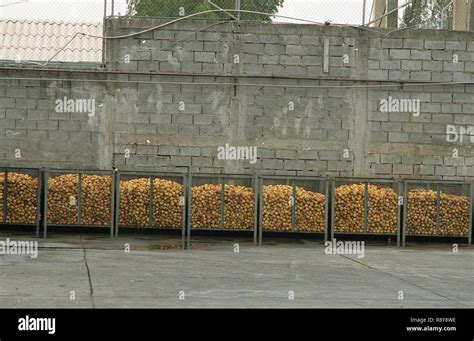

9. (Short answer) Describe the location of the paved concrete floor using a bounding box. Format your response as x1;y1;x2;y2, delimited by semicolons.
0;232;472;308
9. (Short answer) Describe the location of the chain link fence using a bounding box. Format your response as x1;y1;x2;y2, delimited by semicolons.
0;0;470;63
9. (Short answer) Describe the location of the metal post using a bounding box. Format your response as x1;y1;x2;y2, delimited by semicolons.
258;177;263;246
186;175;192;249
331;181;335;242
35;170;42;239
469;182;473;246
235;0;241;21
362;0;366;25
77;173;82;225
291;181;296;232
324;180;329;243
110;171;115;238
396;182;401;247
402;182;407;247
436;185;440;236
220;177;225;229
43;171;49;239
149;176;154;227
114;173;121;237
2;171;7;224
364;182;368;233
253;176;257;246
181;175;187;250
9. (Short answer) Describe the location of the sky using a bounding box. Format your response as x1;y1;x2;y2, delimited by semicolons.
0;0;379;25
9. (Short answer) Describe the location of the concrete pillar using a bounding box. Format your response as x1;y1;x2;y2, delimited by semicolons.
453;0;471;31
386;0;398;28
371;0;386;27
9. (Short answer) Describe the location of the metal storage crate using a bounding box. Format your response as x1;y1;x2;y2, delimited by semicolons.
43;169;115;238
187;174;258;248
403;180;472;246
331;178;401;245
0;167;41;236
115;171;186;247
259;176;329;245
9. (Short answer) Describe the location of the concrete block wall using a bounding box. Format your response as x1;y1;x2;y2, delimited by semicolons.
0;18;473;180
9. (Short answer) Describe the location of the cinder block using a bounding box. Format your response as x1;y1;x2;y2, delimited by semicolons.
382;38;403;48
368;70;388;81
381;155;402;164
390;49;410;59
170;156;191;167
194;51;216;63
403;39;424;49
319;151;340;161
424;40;445;49
372;164;392;174
410;50;431;60
297;150;319;160
393;164;413;175
180;146;201;156
37;120;59;130
388;132;409;142
275;149;297;159
284;159;305;170
446;41;466;50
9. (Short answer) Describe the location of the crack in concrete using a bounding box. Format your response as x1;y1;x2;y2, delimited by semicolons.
80;234;96;309
339;254;468;307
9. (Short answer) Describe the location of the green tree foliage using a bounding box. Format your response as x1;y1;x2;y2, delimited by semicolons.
401;0;452;29
126;0;285;21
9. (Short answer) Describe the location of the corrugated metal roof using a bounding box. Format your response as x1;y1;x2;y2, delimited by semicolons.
0;19;103;63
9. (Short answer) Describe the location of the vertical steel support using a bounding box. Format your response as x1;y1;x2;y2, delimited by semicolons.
330;181;335;242
35;170;42;239
181;174;187;250
220;177;225;229
258;177;263;246
291;181;296;232
235;0;241;21
149;176;154;227
396;182;401;247
435;185;440;236
363;182;368;233
110;172;115;238
77;173;82;225
114;173;121;237
469;182;473;246
43;171;49;239
362;0;366;25
324;180;329;242
186;175;192;250
2;171;7;224
253;176;257;246
402;181;407;247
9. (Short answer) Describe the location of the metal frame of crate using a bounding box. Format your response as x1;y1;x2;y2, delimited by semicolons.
43;169;115;238
258;176;329;245
187;173;258;248
115;171;187;248
331;177;401;246
0;167;42;237
402;180;472;246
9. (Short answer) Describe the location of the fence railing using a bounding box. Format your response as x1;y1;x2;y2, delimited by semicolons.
1;168;473;248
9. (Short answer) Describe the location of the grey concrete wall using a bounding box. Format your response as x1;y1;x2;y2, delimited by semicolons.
0;18;473;180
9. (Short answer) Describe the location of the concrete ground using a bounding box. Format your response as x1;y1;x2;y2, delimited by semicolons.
0;231;472;308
